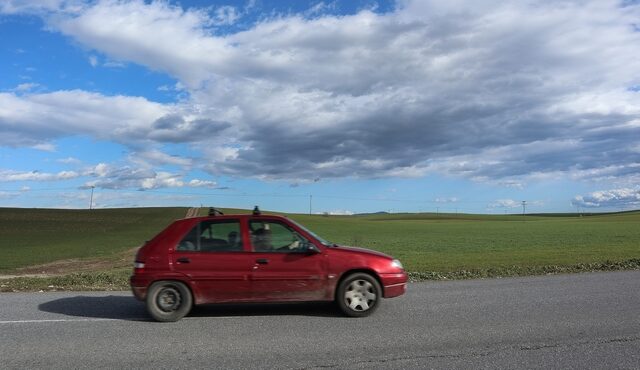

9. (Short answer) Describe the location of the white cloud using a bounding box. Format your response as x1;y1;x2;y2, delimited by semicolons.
0;0;80;15
88;55;98;67
0;186;31;199
0;191;21;199
52;0;230;89
187;179;217;188
0;170;79;182
435;197;458;203
129;149;192;167
137;173;218;190
31;142;56;152
51;189;198;209
140;171;183;189
0;90;169;147
496;181;524;190
319;209;354;216
14;83;40;92
212;6;240;26
57;156;82;164
488;199;522;209
81;162;217;190
572;188;640;209
91;163;110;177
2;0;640;186
103;60;125;68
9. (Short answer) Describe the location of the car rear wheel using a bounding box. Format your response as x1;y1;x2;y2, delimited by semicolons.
146;281;193;322
336;273;381;317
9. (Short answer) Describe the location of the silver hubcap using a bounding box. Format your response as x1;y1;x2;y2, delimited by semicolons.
157;287;181;312
344;279;377;311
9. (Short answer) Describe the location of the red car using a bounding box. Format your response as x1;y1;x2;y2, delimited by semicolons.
130;207;407;321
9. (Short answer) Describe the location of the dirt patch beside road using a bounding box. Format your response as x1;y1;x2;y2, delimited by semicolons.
0;247;139;280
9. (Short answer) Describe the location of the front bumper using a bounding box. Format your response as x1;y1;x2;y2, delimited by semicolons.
380;272;408;298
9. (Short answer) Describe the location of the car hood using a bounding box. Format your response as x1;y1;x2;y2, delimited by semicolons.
331;245;393;259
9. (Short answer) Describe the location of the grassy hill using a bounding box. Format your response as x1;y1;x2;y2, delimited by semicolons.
0;207;187;271
1;207;638;283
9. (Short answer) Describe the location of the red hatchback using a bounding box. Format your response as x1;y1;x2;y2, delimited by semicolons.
131;208;407;321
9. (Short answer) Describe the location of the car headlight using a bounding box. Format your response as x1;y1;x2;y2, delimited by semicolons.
391;259;403;269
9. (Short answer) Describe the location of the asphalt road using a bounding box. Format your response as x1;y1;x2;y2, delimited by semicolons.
1;271;639;369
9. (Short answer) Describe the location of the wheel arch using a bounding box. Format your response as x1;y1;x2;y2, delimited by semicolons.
148;278;199;305
333;269;383;300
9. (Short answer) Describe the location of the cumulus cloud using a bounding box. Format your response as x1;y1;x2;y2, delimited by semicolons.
52;0;230;89
2;0;640;186
0;90;168;147
80;163;218;190
572;188;640;209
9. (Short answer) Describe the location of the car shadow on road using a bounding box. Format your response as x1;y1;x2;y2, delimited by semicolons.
38;295;149;321
38;295;343;320
189;301;343;318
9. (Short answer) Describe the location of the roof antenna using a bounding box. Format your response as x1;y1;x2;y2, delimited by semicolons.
253;206;261;216
208;207;224;216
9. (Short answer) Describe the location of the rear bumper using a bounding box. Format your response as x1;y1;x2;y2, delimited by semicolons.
130;275;150;301
380;272;408;298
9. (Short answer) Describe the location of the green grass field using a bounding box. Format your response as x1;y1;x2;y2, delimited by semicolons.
289;212;640;273
0;207;187;271
1;207;639;278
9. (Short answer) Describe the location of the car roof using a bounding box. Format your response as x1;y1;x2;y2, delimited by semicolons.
184;214;289;222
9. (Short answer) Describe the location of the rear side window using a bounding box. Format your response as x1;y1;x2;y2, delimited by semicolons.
176;220;243;252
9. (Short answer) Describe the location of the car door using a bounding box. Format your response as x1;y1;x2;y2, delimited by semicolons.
248;219;327;301
172;218;253;303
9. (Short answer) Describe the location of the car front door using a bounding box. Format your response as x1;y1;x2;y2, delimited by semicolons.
248;219;327;301
172;218;253;303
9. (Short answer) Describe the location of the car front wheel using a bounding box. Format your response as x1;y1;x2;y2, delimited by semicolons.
146;281;193;322
336;273;381;317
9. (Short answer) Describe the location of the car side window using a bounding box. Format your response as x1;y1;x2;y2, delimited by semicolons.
249;220;311;253
176;220;243;252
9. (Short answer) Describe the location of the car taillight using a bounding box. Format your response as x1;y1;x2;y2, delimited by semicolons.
134;261;145;272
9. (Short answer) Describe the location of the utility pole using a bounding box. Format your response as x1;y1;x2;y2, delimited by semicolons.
521;200;526;216
309;195;312;215
89;186;95;210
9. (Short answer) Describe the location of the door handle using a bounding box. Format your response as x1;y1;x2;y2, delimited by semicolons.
177;257;191;263
255;258;269;264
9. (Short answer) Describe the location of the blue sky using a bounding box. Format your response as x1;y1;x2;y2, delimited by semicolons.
1;0;639;214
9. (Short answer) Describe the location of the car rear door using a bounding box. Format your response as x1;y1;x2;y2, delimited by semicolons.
171;218;253;303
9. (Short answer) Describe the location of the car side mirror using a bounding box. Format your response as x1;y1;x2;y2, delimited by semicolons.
306;243;321;254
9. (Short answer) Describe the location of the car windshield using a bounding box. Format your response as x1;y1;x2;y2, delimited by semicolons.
289;219;333;247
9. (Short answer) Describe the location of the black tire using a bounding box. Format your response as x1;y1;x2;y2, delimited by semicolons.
336;273;382;317
146;281;193;322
